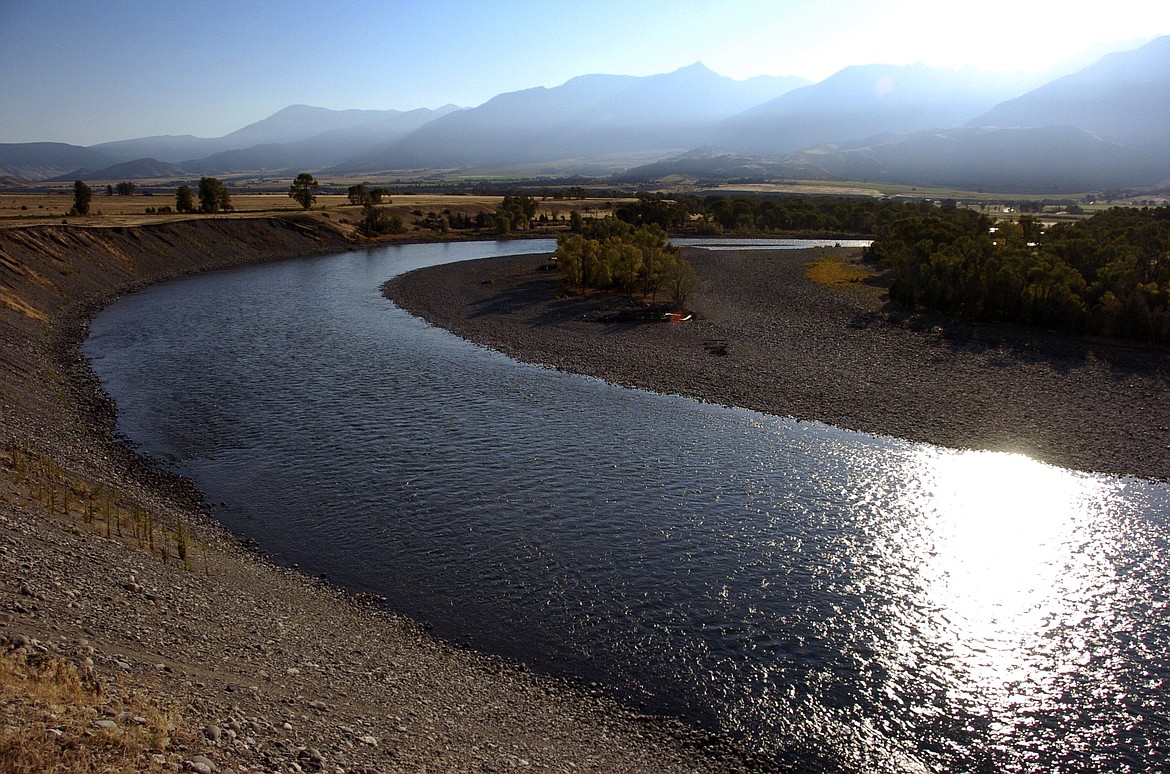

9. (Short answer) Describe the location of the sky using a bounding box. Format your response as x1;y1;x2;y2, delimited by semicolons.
3;0;1170;146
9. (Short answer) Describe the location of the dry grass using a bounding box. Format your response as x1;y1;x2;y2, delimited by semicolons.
2;445;203;572
708;181;888;198
804;255;875;288
0;645;182;773
0;285;47;322
0;191;615;230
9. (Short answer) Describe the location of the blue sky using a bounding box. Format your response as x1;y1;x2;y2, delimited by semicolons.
3;0;1169;146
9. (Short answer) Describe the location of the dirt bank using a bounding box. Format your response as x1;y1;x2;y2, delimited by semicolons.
385;248;1170;481
0;220;740;773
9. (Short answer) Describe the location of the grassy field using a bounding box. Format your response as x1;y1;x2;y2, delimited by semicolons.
0;192;624;231
703;179;1169;209
4;181;1162;233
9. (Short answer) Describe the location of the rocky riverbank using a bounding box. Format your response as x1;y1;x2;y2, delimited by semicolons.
385;247;1170;481
0;220;741;773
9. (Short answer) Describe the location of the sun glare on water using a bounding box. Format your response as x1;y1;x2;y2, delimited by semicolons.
892;448;1120;706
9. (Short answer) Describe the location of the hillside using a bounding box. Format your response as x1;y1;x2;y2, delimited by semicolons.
969;35;1170;149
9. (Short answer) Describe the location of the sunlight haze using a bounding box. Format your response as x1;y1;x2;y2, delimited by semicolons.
1;0;1168;145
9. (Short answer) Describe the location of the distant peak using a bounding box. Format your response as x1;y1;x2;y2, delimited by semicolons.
671;61;719;77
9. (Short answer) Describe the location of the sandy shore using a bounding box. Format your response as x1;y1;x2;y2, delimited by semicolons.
0;221;743;773
385;247;1170;481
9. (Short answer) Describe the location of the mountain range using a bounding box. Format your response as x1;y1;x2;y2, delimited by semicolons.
2;36;1168;194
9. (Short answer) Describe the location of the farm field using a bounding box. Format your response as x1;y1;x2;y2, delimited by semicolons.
0;191;624;231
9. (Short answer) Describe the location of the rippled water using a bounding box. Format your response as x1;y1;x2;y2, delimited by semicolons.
83;240;1170;771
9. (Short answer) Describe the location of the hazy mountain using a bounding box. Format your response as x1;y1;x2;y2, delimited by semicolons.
787;126;1160;192
342;74;639;169
3;43;1169;191
222;104;460;148
51;157;188;182
706;63;1036;156
622;38;1170;192
187;105;463;175
621;124;1162;193
968;35;1170;150
0;143;120;181
522;64;809;162
90;135;230;165
780;34;1170;192
613;147;803;183
343;64;809;171
6;105;463;181
1037;37;1154;81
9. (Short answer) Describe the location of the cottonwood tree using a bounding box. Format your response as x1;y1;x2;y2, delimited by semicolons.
197;177;231;214
359;203;404;236
115;181;137;196
553;221;692;305
289;172;319;210
875;204;1170;343
347;184;392;206
664;254;699;307
175;185;195;213
71;180;92;216
347;184;370;205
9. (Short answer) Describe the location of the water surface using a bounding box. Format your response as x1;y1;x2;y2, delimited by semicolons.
84;239;1170;771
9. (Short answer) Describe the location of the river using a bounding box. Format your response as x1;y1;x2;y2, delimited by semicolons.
83;239;1170;772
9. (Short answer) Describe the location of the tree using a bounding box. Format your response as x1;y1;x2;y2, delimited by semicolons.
175;185;195;213
197;177;231;214
348;184;390;206
664;255;699;307
359;203;404;237
115;181;137;196
607;240;643;296
289;173;319;210
71;180;92;216
554;235;587;289
347;184;370;205
494;194;538;232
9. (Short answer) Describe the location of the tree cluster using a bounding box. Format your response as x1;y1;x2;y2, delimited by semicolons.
492;194;539;234
873;205;1170;343
358;203;404;237
615;192;915;236
347;184;391;206
554;220;697;307
197;177;232;214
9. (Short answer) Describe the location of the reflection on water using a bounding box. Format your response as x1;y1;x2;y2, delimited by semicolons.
885;450;1145;766
83;240;1170;772
906;450;1112;686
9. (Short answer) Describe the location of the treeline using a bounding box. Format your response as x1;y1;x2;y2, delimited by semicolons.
555;220;697;306
874;205;1170;343
615;192;918;235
